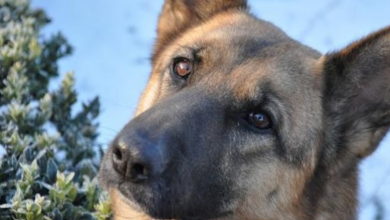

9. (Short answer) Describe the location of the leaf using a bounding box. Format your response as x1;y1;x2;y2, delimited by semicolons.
61;202;74;220
79;212;95;220
64;172;74;184
23;147;33;163
46;158;57;184
50;208;62;220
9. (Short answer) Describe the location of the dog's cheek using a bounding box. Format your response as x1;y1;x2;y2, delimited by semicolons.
135;69;184;116
233;161;310;220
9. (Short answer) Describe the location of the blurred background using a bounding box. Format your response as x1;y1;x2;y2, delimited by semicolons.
31;0;390;219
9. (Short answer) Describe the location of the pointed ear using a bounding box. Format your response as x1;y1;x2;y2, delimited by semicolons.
323;26;390;159
153;0;248;59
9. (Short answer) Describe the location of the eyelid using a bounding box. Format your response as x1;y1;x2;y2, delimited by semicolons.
238;99;280;133
173;56;192;63
171;46;204;65
255;105;278;129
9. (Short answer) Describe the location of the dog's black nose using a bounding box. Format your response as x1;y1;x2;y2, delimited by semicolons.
111;135;164;183
112;144;148;182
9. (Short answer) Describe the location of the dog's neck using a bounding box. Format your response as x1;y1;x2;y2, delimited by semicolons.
301;160;358;220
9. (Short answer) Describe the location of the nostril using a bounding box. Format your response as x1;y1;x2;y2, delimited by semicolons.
132;163;146;175
113;147;123;161
112;145;128;177
111;144;151;182
130;162;149;181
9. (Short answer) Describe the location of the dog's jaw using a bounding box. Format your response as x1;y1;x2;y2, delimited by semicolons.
110;189;152;220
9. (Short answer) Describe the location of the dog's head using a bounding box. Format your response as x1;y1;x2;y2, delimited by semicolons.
99;1;390;219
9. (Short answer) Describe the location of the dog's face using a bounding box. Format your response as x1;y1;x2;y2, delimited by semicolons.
99;1;390;220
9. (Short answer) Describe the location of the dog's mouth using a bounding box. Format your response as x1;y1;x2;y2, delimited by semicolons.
116;181;233;220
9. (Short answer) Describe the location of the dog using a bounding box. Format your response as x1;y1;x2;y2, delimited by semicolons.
99;0;390;219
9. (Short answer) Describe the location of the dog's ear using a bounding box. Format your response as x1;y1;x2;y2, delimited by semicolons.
153;0;247;59
322;27;390;160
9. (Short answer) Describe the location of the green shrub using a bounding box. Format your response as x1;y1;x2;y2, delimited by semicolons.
0;0;111;219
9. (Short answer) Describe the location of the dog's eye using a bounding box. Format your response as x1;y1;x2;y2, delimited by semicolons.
173;59;192;78
248;112;272;130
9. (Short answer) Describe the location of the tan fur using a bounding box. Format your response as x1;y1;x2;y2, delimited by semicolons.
100;1;390;220
110;189;150;220
233;162;314;220
135;69;161;116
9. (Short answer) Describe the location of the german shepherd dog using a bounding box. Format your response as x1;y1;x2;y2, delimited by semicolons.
99;0;390;219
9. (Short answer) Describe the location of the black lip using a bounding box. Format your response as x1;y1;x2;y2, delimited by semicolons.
117;184;233;220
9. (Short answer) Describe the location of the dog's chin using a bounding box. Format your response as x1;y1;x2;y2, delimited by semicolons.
137;200;231;220
146;209;231;220
117;188;232;220
148;211;231;220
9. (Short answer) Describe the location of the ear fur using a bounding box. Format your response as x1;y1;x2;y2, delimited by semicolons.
323;26;390;160
154;0;248;61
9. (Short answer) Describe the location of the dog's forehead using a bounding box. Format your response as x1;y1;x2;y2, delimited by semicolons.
153;11;323;109
159;12;321;73
165;13;321;94
166;12;319;58
157;13;271;63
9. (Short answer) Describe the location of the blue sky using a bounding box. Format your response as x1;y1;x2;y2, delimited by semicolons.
32;0;390;219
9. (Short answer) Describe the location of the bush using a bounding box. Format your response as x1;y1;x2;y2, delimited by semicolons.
0;0;111;219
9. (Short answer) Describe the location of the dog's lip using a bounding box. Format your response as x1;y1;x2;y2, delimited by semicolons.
117;190;232;220
177;210;232;220
116;190;160;220
116;183;233;220
116;187;145;211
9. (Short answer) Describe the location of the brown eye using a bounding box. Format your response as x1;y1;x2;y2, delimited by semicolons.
248;112;272;130
173;59;192;77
